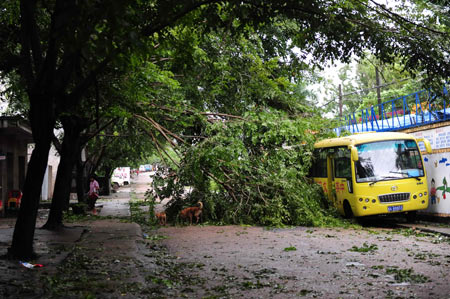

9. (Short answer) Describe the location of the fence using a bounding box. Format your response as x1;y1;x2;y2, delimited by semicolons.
335;83;450;135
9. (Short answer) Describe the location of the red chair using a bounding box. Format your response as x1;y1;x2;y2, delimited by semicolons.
7;190;22;210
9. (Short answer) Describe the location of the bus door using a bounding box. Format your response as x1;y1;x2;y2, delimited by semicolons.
325;151;334;202
331;147;353;214
311;149;333;201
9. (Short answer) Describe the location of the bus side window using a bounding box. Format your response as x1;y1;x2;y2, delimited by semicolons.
406;149;421;168
309;150;327;178
334;148;351;179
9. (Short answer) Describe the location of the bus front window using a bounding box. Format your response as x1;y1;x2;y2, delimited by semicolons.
355;140;424;183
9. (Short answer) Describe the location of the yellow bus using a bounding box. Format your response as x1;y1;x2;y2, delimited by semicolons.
310;132;432;219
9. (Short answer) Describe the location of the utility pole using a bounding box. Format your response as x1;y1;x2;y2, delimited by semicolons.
375;66;382;116
339;84;343;117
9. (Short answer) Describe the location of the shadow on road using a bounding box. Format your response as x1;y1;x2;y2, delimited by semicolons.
356;215;414;228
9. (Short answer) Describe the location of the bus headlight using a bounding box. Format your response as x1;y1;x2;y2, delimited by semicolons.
413;195;417;199
359;198;363;202
424;192;427;196
372;199;376;203
365;198;369;203
419;193;423;197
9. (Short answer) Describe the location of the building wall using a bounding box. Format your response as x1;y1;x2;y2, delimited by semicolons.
405;122;450;217
0;117;60;214
45;147;59;200
0;135;29;214
27;144;59;201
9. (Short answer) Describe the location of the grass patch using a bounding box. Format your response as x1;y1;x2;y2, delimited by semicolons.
283;246;297;252
144;234;168;241
385;267;430;283
349;242;378;253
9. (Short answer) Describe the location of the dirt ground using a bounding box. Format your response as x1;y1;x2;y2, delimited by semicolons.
0;174;449;298
155;224;450;298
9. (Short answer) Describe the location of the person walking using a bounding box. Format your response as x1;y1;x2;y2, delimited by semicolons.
88;176;100;215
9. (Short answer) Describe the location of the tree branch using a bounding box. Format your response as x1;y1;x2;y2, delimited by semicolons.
19;0;39;87
135;114;185;146
51;132;62;154
82;117;119;145
141;0;221;36
64;58;110;111
144;128;180;168
367;0;448;36
143;103;247;120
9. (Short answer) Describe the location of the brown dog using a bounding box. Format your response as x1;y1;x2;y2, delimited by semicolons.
155;211;166;225
179;201;203;225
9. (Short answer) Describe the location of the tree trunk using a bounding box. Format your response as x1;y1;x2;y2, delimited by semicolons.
9;141;51;259
43;118;84;230
9;95;55;259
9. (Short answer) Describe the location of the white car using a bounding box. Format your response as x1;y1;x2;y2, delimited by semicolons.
111;167;130;190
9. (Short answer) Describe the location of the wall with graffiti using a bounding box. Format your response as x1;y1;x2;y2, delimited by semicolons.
421;153;450;215
411;128;450;216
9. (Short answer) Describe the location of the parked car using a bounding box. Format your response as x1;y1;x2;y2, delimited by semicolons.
111;167;130;190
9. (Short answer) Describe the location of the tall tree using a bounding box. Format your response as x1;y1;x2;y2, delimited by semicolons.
1;0;158;258
321;55;423;117
42;63;143;229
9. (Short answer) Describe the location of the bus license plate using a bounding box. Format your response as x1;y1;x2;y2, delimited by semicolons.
388;205;403;212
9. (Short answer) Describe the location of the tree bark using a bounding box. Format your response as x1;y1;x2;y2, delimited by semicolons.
43;117;84;230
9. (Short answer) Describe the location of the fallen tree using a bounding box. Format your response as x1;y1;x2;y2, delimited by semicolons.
149;110;347;227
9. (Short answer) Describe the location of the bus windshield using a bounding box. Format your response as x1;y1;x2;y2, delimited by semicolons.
355;139;424;183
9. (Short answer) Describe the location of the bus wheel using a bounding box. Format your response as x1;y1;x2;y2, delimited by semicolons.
343;201;353;219
405;211;417;223
112;182;119;191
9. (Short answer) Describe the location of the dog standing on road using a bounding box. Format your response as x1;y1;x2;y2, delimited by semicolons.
179;201;203;225
155;211;166;225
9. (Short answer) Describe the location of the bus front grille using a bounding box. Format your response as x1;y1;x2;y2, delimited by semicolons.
378;193;410;203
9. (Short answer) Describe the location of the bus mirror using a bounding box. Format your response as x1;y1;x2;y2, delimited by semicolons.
350;146;359;161
417;138;432;154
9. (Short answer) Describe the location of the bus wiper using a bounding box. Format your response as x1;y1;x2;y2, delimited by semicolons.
369;176;400;186
390;171;405;175
390;171;421;181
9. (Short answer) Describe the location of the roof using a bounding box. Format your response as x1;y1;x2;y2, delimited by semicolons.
0;116;33;141
315;132;416;148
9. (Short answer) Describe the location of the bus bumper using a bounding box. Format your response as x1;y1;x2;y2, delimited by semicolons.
352;196;429;217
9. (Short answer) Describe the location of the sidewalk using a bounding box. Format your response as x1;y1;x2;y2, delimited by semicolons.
98;187;132;217
0;177;148;298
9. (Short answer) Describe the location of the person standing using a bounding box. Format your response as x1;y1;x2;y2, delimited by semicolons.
88;176;100;215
